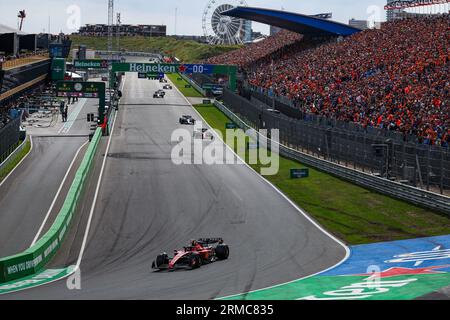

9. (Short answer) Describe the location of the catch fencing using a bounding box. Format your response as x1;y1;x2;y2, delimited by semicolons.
222;88;450;196
0;117;21;164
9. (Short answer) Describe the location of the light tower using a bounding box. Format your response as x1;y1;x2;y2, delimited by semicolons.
108;0;114;55
18;10;26;31
107;0;114;120
116;13;121;55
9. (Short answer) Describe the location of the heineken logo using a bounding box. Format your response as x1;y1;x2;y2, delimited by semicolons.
128;63;178;74
74;60;109;69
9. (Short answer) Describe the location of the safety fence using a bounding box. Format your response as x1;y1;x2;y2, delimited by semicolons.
222;88;450;196
213;92;450;215
0;128;102;283
180;73;206;96
0;135;28;173
0;117;20;164
95;50;162;60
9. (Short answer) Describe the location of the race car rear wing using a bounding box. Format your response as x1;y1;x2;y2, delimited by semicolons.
198;238;224;245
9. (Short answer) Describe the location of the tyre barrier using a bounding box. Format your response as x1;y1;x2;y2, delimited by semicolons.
0;128;102;283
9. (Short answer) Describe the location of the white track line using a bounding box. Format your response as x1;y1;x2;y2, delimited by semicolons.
0;136;33;188
0;79;123;296
58;99;88;135
30;140;89;246
170;77;351;299
75;76;125;269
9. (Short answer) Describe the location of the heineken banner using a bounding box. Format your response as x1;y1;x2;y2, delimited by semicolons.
111;62;236;75
74;59;109;69
111;63;237;91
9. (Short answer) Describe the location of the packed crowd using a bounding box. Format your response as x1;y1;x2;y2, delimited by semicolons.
211;15;450;147
0;50;48;65
206;29;303;68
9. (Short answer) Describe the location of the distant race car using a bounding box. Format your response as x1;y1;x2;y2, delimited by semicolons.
153;90;166;98
160;78;168;83
163;84;173;90
194;128;214;140
179;115;196;125
152;238;229;271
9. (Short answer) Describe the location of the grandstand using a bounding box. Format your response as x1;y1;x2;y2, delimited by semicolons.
209;13;449;147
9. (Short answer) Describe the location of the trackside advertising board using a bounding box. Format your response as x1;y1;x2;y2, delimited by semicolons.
111;63;238;91
74;59;109;69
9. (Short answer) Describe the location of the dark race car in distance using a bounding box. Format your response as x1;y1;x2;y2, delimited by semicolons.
163;84;173;90
152;238;229;271
179;115;196;125
153;90;166;98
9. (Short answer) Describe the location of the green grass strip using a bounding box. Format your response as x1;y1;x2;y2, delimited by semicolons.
0;140;32;183
194;103;450;245
69;35;241;62
167;73;203;98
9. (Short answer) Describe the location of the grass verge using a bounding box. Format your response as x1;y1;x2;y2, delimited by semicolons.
0;139;32;183
70;36;241;62
194;103;450;245
167;73;203;98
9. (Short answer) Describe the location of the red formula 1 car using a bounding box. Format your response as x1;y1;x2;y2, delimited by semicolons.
152;238;230;271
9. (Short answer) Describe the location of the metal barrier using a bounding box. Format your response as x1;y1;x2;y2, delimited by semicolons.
0;135;28;173
221;88;450;196
180;73;206;96
95;51;162;60
0;117;20;163
213;99;450;215
0;128;102;283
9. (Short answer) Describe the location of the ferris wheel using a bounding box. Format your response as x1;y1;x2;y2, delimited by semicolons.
202;0;248;45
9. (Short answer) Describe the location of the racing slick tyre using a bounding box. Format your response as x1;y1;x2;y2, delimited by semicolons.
155;253;169;269
215;244;230;260
189;254;202;269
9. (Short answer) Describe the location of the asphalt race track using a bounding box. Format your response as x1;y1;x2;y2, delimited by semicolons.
0;96;99;258
0;136;87;257
4;73;347;299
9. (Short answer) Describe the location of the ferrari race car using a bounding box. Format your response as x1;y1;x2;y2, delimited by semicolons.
152;238;230;271
194;128;214;140
179;115;196;125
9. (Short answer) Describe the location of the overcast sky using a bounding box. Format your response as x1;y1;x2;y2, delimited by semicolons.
1;0;389;35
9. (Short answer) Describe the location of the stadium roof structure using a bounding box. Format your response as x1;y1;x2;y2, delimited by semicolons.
223;7;361;37
0;24;27;35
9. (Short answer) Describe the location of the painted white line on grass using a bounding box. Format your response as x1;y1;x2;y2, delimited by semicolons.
169;77;351;299
0;136;33;188
30;140;89;246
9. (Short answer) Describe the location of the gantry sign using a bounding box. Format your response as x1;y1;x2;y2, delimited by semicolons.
56;81;106;125
69;62;238;127
111;62;237;91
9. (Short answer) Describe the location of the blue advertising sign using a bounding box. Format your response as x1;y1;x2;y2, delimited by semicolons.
290;168;310;179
